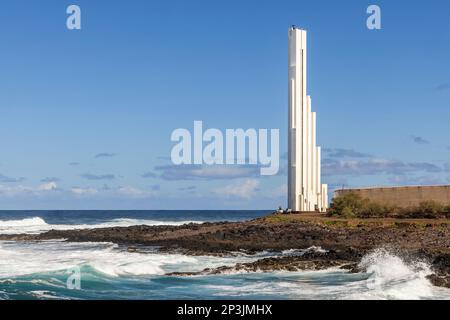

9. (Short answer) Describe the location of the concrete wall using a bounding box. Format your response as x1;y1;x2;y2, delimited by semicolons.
334;186;450;207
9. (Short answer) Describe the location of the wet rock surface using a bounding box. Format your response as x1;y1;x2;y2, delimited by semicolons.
166;249;362;276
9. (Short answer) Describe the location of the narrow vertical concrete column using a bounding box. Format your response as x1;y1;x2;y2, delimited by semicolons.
311;111;317;210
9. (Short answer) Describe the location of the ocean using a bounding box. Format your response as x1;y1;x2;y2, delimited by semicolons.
0;210;449;300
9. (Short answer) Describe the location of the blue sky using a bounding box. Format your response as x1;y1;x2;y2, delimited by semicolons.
0;0;449;209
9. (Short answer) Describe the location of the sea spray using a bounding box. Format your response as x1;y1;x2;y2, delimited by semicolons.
358;248;434;299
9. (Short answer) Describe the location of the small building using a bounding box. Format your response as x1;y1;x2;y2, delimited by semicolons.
334;185;450;208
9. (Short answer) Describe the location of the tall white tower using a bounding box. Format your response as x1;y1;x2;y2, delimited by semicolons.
288;26;328;212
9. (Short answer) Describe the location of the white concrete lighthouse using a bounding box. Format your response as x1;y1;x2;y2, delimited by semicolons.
288;26;328;212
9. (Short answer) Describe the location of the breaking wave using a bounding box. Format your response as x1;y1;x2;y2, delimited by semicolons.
0;217;203;235
353;248;436;300
0;240;287;279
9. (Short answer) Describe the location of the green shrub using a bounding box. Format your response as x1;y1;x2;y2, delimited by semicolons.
406;201;445;219
327;192;391;218
358;201;392;218
327;192;363;218
443;204;450;218
419;200;443;213
328;194;450;219
341;206;356;218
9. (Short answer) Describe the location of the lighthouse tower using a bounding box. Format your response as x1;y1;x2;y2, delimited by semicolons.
288;26;328;212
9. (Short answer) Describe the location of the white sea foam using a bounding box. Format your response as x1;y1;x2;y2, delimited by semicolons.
0;240;279;279
200;249;450;300
281;246;327;256
29;291;61;300
0;241;189;278
0;217;203;235
353;248;436;300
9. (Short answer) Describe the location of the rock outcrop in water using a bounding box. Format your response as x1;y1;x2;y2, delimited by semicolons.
166;249;361;276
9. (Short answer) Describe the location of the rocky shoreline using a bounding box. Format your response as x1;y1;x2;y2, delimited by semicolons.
166;248;362;276
1;214;449;288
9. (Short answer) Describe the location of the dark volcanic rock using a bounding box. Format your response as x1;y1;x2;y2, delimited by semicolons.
166;254;358;276
427;274;450;288
432;253;450;275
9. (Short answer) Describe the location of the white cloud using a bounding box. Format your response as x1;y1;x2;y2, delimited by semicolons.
214;179;260;199
71;187;98;196
69;185;159;198
116;186;158;198
0;182;59;197
388;175;446;186
38;182;58;191
0;182;158;199
154;165;260;180
323;158;441;176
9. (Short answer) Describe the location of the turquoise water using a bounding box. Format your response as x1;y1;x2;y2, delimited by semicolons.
0;211;449;300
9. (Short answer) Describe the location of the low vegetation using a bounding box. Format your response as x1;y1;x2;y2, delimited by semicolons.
327;192;450;219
